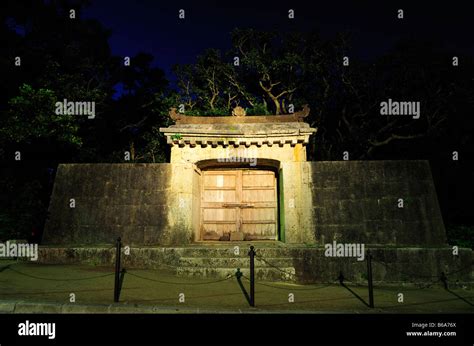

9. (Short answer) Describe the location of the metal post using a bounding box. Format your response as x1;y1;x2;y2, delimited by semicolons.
248;246;256;307
338;271;345;285
114;237;122;302
440;272;448;290
367;250;374;308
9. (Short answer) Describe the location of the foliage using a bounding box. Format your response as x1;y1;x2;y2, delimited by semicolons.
246;102;271;115
1;84;82;147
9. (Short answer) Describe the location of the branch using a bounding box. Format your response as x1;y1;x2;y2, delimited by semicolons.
258;79;281;94
119;115;149;132
368;133;425;147
275;87;297;99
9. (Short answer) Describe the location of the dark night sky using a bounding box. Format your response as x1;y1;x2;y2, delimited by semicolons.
82;0;474;84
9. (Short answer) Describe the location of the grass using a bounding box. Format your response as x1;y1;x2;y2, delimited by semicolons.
0;260;472;313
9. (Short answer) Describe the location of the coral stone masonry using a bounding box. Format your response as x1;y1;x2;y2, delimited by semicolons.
40;107;471;284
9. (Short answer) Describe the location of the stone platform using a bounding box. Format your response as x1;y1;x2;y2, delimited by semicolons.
36;244;473;286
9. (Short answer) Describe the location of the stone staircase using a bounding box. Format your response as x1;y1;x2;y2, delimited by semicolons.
36;245;473;285
175;246;300;282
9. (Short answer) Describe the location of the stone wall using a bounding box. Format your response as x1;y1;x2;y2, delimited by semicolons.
40;160;467;284
42;163;196;246
308;160;447;246
44;160;447;247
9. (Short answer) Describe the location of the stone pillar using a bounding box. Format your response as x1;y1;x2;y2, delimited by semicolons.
281;162;316;244
163;163;196;245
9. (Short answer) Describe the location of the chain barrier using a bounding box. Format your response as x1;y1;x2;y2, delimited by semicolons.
3;241;472;307
5;265;114;281
126;270;234;286
254;254;297;278
241;274;337;291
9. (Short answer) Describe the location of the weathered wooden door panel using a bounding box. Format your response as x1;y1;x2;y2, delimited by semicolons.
201;169;277;241
201;171;239;240
241;170;277;240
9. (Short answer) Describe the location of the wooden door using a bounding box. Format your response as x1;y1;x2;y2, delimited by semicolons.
201;170;278;241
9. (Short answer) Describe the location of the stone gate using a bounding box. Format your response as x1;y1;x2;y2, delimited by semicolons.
40;107;472;284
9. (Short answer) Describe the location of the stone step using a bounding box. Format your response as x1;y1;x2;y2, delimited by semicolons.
179;246;303;258
176;267;296;282
178;256;297;268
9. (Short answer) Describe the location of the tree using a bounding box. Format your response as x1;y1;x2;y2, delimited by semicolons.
1;84;82;147
232;29;305;114
324;40;473;160
107;52;170;162
173;49;241;114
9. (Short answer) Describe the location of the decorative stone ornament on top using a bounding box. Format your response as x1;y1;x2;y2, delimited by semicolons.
232;106;246;117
